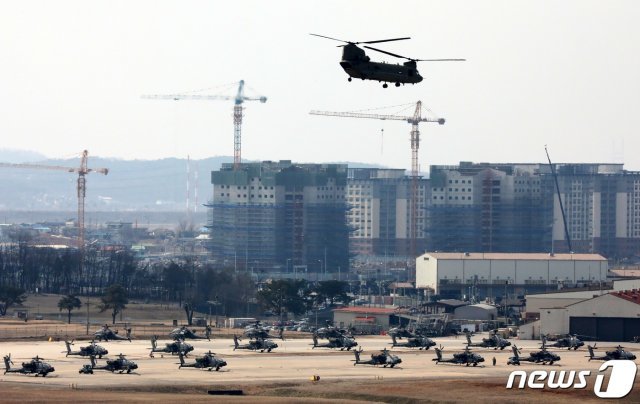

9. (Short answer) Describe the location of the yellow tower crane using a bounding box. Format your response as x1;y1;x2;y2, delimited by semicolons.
142;80;267;170
0;150;109;252
310;101;445;261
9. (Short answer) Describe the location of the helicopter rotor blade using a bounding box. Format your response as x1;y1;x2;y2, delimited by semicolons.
414;58;466;62
364;46;409;60
361;37;411;45
364;46;466;62
311;34;411;48
309;33;349;43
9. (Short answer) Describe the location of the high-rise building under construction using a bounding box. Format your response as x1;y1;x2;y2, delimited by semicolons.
206;161;350;274
347;168;428;259
426;162;550;254
426;162;640;260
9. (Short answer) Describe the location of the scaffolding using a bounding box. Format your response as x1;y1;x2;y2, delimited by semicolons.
206;162;351;273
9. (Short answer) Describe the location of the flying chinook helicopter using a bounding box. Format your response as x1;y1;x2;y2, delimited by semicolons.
79;354;138;374
507;345;561;365
149;335;194;358
64;340;108;358
93;324;132;342
542;334;585;350
587;344;637;361
433;345;485;366
178;351;227;371
311;334;358;351
3;354;55;377
465;331;511;350
352;347;402;368
310;33;465;88
233;335;279;353
169;325;212;341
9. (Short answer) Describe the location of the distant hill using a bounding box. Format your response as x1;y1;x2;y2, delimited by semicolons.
0;149;47;163
0;151;387;212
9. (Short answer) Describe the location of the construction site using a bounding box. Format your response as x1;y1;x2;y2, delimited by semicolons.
206;161;351;273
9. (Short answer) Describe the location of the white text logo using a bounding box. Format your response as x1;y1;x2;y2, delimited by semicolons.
506;360;636;399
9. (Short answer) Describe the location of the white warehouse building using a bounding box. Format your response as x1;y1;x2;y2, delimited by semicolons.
416;252;608;299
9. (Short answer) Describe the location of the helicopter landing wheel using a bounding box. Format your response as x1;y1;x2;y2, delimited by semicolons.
348;77;352;82
382;83;388;88
395;82;400;87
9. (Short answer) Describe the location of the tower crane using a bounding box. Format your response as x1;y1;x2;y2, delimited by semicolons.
0;150;108;251
310;101;445;261
142;80;267;170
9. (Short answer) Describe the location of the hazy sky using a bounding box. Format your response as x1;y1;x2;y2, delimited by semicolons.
1;1;639;172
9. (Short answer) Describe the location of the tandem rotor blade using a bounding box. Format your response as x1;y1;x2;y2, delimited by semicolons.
364;45;465;62
361;37;411;44
310;33;350;43
311;34;410;46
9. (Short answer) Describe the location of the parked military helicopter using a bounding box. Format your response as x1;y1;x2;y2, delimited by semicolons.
149;335;194;358
507;345;561;365
79;354;138;374
312;334;358;351
433;346;485;366
465;331;511;350
93;324;132;342
388;327;436;350
178;351;227;371
310;33;465;88
169;325;211;341
313;322;351;340
3;354;55;376
352;347;402;368
64;340;108;358
244;321;284;340
233;335;279;353
543;334;584;350
587;344;637;361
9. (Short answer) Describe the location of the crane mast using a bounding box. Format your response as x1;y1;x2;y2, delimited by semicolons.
310;101;445;262
142;80;267;171
545;146;572;253
0;150;108;267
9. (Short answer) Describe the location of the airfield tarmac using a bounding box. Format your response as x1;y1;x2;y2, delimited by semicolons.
0;334;639;402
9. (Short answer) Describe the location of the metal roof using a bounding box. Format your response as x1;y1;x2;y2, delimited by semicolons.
333;307;396;315
423;252;607;261
611;290;640;306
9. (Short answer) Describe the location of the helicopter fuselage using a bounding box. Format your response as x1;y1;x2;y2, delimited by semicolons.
340;44;423;85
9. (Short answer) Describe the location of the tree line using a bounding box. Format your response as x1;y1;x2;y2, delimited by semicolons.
0;241;354;324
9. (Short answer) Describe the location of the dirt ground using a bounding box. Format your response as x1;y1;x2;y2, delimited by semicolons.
2;294;638;402
0;334;638;403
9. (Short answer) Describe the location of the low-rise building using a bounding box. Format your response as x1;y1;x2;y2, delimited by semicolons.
454;303;498;321
416;252;608;299
539;290;640;341
332;307;397;334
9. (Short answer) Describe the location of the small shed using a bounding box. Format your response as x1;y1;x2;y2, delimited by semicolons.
454;303;498;321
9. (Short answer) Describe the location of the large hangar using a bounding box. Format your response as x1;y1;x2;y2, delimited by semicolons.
416;252;608;299
540;290;640;341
